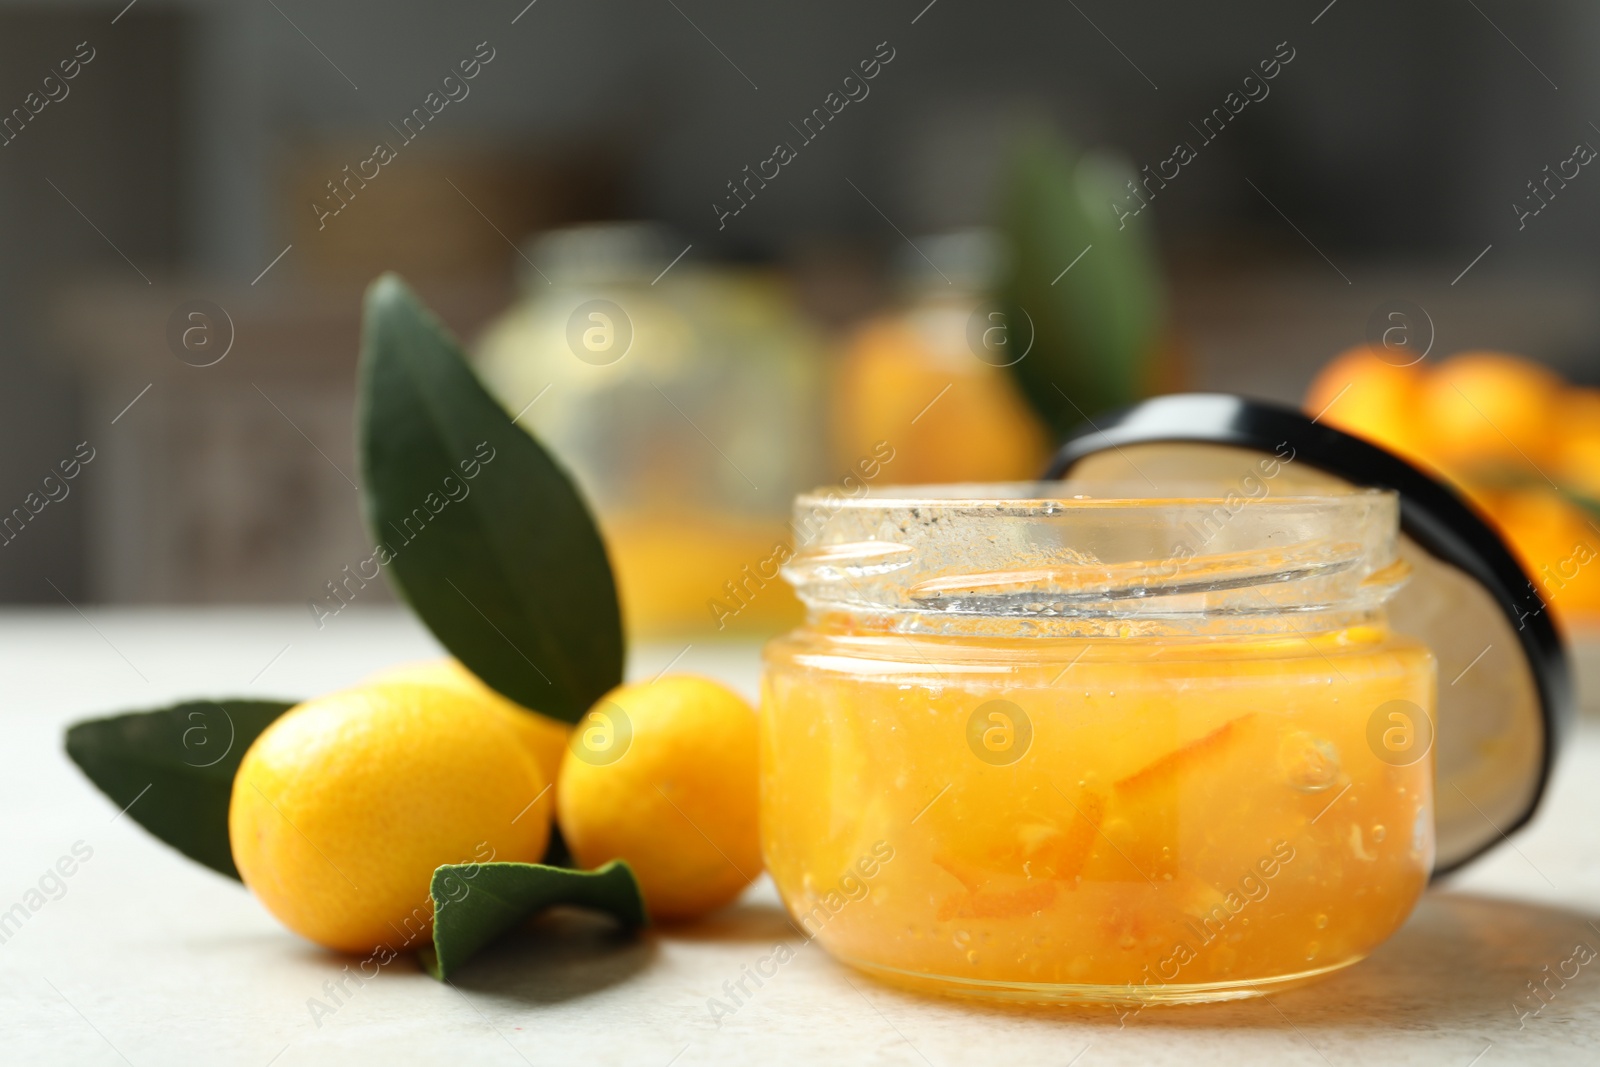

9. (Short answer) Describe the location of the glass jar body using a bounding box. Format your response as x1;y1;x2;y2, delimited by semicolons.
472;225;826;637
760;618;1435;1003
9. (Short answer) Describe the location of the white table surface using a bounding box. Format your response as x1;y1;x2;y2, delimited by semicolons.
3;607;1598;1066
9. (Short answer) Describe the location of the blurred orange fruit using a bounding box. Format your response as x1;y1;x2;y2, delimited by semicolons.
1302;346;1429;465
1492;486;1600;621
1555;388;1600;498
1415;352;1562;475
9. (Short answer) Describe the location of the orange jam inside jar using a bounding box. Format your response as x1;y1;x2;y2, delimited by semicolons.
760;485;1437;1004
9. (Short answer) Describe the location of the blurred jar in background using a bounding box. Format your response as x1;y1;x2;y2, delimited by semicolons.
473;223;824;638
832;230;1051;483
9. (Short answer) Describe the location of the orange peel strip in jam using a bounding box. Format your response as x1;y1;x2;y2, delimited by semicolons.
1113;713;1260;797
1100;713;1260;881
933;788;1105;919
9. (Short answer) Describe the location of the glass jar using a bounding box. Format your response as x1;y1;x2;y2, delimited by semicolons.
473;223;825;637
760;483;1436;1004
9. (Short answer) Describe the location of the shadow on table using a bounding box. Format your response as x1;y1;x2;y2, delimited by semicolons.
446;908;656;1004
851;890;1600;1036
658;897;809;945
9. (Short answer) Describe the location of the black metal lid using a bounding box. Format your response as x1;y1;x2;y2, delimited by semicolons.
1046;393;1572;876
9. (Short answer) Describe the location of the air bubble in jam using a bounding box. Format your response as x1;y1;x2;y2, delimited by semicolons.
1279;731;1342;792
1371;824;1386;843
1314;913;1329;930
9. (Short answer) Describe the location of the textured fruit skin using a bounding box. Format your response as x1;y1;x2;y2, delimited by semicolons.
367;659;571;799
557;675;760;922
229;682;550;953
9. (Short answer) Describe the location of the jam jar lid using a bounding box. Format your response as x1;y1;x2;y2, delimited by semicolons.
1045;392;1573;876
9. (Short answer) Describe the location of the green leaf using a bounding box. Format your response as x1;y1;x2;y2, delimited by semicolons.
357;274;624;724
64;699;296;879
998;130;1166;438
420;860;647;979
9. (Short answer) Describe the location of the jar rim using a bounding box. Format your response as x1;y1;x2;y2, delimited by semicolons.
784;481;1405;633
796;480;1390;512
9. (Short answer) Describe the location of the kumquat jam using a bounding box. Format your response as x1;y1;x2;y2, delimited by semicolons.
760;486;1435;1004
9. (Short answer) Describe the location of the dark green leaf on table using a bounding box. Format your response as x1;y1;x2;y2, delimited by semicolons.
64;699;296;879
357;273;624;724
997;129;1166;439
420;859;647;980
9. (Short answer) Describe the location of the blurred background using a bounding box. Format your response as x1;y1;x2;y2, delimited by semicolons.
4;0;1599;640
